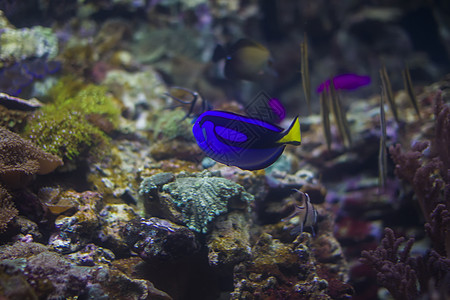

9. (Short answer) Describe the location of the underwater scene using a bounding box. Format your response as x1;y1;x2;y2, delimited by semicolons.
0;0;449;299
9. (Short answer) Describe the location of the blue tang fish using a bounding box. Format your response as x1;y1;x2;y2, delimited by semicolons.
192;110;301;170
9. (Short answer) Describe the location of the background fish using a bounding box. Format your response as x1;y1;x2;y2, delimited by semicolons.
316;73;371;93
164;86;211;121
282;190;318;236
213;38;276;81
192;110;301;170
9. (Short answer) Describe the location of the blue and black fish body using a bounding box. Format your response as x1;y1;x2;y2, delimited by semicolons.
192;110;301;170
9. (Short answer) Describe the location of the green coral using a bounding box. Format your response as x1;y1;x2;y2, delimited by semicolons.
162;171;254;233
24;78;121;161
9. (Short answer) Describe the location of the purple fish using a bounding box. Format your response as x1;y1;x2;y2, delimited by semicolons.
316;74;371;93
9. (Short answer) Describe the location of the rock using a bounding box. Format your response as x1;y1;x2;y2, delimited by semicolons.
123;217;200;262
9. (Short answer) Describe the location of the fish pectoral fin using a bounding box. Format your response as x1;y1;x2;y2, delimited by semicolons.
277;116;301;145
290;223;304;236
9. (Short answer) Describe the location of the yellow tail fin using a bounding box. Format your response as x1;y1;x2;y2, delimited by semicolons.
277;116;301;145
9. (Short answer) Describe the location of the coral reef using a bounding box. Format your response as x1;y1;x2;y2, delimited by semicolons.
160;171;254;233
0;105;30;132
149;109;204;161
24;79;121;161
231;232;352;299
97;204;140;256
362;227;450;299
390;91;449;252
1;2;449;299
0;58;61;97
361;91;450;299
0;126;63;187
361;228;418;300
48;191;103;253
123;217;200;262
102;69;166;121
0;185;17;232
88;137;154;204
207;211;251;268
0;241;170;299
0;20;58;68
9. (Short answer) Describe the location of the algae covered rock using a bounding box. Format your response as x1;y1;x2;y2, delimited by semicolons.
0;24;58;67
149;109;203;161
123;217;199;261
48;191;103;254
24;79;121;161
161;171;254;233
207;211;252;268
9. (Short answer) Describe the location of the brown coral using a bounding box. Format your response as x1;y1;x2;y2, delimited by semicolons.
0;127;63;187
0;184;18;232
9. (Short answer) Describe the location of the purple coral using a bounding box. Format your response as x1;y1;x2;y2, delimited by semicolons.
361;228;418;300
389;92;450;255
366;91;450;299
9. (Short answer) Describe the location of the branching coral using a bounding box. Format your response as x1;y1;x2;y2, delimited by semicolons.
364;90;450;299
361;228;418;300
0;126;63;187
389;92;450;255
362;228;450;299
24;77;121;161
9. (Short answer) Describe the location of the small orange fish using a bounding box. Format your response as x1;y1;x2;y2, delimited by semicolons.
282;190;318;235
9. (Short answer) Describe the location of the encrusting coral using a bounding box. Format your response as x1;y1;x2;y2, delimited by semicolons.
160;171;254;233
0;126;63;187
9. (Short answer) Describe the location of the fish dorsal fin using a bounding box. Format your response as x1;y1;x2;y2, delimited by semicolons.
277;116;301;145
